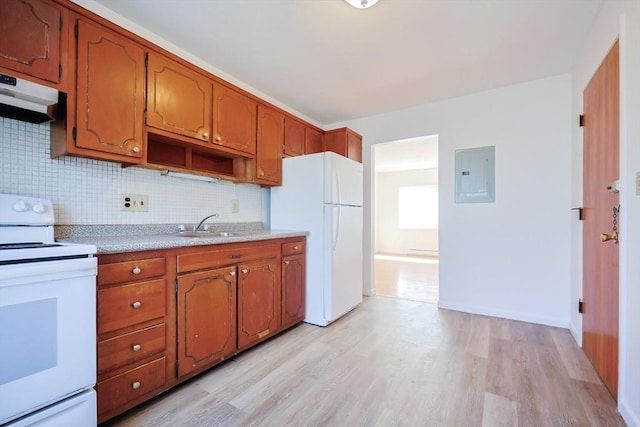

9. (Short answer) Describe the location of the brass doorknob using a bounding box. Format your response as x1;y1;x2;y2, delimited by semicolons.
600;232;619;243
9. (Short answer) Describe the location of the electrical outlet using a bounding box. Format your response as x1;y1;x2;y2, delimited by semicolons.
121;194;149;212
231;199;240;214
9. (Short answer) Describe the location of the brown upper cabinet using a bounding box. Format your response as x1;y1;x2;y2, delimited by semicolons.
323;127;362;163
283;118;305;157
305;127;323;155
0;0;64;84
146;53;212;142
212;82;257;156
70;19;145;162
254;104;284;186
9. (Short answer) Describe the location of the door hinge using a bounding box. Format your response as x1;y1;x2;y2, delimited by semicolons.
58;64;62;79
572;207;583;221
579;114;585;127
72;127;77;141
74;23;78;38
578;298;584;314
59;16;63;30
175;279;178;293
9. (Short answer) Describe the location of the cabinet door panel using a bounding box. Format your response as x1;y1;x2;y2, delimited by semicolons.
212;83;257;155
147;53;211;141
0;0;61;83
177;267;237;377
282;254;305;328
76;20;145;159
255;104;283;185
284;118;305;157
305;127;323;155
238;258;280;349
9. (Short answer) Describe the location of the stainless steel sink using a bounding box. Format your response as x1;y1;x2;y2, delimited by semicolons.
177;230;243;237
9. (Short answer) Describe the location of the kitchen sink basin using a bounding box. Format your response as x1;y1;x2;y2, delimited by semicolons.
177;230;244;237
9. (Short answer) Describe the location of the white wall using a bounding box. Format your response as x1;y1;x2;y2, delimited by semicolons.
332;73;573;326
0;118;267;225
570;1;640;425
375;168;438;256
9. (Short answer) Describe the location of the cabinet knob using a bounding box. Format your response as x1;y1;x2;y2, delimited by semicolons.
293;246;299;250
132;381;141;390
132;146;140;153
132;267;141;275
284;260;290;265
215;135;222;142
132;344;141;352
203;132;209;138
229;271;236;276
241;268;248;274
132;301;142;309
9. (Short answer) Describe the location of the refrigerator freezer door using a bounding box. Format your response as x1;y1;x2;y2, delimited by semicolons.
324;152;363;207
324;204;363;322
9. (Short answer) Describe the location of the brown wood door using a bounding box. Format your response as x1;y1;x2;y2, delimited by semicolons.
284;118;305;157
177;266;237;377
0;0;62;83
75;20;145;160
255;104;283;185
305;127;323;154
582;40;619;399
146;53;211;142
282;254;305;328
237;258;280;349
212;82;257;155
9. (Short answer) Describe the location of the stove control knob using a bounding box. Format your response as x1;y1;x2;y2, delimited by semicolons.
12;200;30;212
32;202;48;214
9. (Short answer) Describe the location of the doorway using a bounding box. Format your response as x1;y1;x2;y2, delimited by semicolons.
372;135;439;303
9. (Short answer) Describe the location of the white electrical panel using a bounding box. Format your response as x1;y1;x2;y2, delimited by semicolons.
455;146;495;203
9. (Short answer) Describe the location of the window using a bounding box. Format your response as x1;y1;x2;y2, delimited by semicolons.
398;185;438;229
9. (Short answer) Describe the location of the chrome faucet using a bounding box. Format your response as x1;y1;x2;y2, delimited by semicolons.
193;213;219;232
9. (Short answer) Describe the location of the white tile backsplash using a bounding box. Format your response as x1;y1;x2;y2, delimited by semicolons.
0;117;268;225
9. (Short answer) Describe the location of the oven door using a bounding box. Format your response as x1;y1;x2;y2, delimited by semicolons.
0;257;97;424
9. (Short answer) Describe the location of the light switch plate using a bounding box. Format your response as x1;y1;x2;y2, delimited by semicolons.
231;199;240;213
121;194;149;212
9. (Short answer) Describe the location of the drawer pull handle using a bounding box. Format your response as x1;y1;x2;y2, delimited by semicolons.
230;254;242;260
132;381;141;390
132;344;141;352
241;268;248;274
284;260;290;265
132;301;142;309
132;267;141;275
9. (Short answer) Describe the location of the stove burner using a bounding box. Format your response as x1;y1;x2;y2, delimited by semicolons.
0;242;62;250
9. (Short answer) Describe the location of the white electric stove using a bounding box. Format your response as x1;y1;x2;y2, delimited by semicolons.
0;193;98;426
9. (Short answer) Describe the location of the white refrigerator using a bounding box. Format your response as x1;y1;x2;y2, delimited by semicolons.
271;152;363;326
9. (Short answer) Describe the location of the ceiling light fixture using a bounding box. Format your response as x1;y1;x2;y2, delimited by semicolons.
344;0;379;9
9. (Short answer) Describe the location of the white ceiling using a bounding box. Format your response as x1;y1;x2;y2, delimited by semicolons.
87;0;603;126
374;134;438;172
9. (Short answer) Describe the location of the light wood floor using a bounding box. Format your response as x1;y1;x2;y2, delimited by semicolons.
105;297;625;427
374;254;439;303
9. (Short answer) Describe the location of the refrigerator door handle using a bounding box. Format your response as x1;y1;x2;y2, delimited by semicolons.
332;206;340;251
331;161;341;204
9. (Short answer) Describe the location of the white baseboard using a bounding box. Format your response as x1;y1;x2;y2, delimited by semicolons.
619;399;640;427
568;320;582;347
437;300;570;328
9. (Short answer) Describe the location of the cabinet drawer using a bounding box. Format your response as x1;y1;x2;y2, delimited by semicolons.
98;323;166;375
98;279;166;334
282;241;305;256
177;244;279;273
97;357;166;417
99;257;166;286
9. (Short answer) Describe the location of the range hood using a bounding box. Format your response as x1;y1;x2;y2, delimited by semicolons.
0;73;59;124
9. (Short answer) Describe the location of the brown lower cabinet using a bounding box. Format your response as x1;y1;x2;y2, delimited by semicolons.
96;237;305;423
